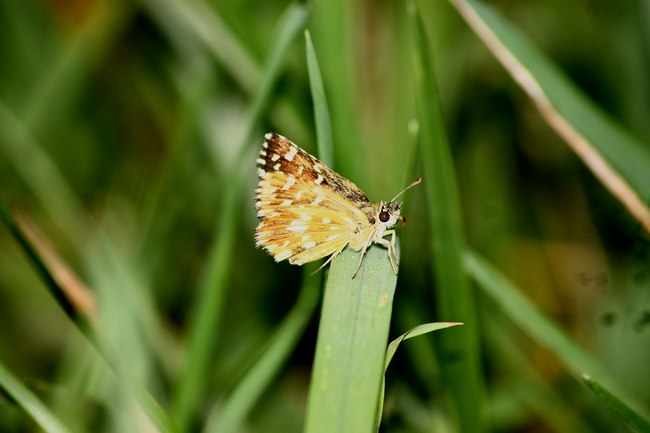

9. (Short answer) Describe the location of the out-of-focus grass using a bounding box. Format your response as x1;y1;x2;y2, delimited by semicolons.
169;4;310;429
408;1;486;432
1;0;649;432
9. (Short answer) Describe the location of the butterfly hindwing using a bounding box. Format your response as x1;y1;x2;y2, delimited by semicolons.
255;168;369;263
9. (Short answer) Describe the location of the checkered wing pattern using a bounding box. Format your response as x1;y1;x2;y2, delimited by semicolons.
254;133;371;265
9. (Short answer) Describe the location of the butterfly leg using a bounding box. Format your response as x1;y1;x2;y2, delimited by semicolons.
374;230;398;274
352;243;371;279
387;229;398;269
310;245;347;275
352;231;380;279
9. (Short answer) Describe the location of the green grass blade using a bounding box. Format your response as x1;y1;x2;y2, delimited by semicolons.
376;322;463;430
0;359;73;433
0;207;182;433
407;1;487;432
450;0;650;231
170;4;310;429
582;375;650;433
143;0;259;92
243;4;311;140
384;322;463;372
464;249;650;422
483;317;594;433
0;102;85;245
21;1;130;135
203;35;332;430
304;245;398;433
305;29;333;167
143;0;308;141
305;0;362;179
0;102;179;428
401;119;420;195
203;263;321;433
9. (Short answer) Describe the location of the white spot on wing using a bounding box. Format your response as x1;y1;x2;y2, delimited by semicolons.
282;241;290;247
265;133;273;140
304;241;316;249
273;163;281;171
314;164;322;173
312;196;324;205
260;150;267;156
330;226;339;230
315;175;324;184
299;213;311;221
275;250;291;261
256;158;265;165
301;235;311;241
287;225;308;232
271;154;280;162
257;168;265;177
296;190;303;199
327;235;340;241
285;146;298;161
322;217;331;223
281;199;293;206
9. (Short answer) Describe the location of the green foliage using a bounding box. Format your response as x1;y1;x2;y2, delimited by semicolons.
582;375;650;433
408;1;487;431
1;0;649;432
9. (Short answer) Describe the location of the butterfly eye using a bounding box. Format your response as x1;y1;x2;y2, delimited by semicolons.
379;211;390;222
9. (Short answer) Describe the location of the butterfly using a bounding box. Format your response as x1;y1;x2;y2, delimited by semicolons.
254;133;421;278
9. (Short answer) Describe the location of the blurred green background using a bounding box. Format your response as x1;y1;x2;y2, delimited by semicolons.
1;0;649;432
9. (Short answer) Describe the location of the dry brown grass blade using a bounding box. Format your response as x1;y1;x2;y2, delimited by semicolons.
14;210;97;317
450;0;650;234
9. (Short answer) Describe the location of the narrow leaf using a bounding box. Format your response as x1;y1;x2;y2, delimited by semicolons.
0;359;73;433
464;249;650;422
304;245;398;433
376;322;463;430
201;27;329;433
305;29;333;167
170;4;310;428
450;0;650;232
583;375;650;433
407;1;487;431
203;263;321;433
384;322;463;372
143;0;259;92
0;206;181;433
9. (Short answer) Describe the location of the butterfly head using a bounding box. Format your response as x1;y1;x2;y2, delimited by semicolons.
377;201;403;229
378;177;422;228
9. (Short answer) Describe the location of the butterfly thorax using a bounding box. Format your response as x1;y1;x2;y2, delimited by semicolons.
348;200;402;250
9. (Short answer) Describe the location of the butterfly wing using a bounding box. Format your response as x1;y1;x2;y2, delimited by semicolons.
257;133;372;209
255;134;373;264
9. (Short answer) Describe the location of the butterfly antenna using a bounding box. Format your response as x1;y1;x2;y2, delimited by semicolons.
390;177;422;203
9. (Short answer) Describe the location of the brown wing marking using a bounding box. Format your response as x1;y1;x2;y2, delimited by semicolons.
258;133;371;207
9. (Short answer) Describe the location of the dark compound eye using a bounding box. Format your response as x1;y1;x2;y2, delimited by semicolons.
379;211;390;222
